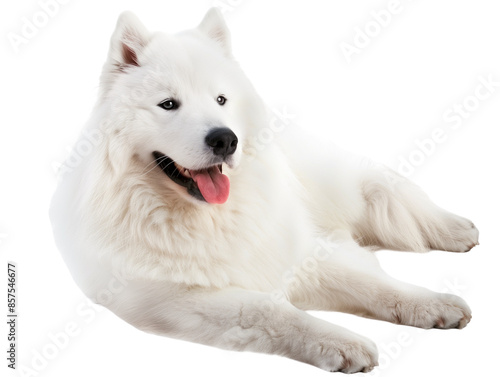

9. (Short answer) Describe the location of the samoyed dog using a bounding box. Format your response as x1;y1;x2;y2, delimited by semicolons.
50;8;479;373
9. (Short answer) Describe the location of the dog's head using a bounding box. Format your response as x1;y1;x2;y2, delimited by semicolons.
99;9;263;204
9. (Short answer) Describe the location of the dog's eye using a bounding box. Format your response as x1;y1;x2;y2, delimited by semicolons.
158;99;179;111
216;95;227;106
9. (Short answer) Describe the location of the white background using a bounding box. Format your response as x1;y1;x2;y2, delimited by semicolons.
1;0;499;376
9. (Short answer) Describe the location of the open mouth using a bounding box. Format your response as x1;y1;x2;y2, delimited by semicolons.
152;151;230;204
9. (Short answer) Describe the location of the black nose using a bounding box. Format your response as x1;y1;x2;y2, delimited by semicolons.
205;127;238;159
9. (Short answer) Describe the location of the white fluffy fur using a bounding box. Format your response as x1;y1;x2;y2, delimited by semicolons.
50;9;479;373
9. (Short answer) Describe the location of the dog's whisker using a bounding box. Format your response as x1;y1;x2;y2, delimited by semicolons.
140;158;163;175
137;156;175;178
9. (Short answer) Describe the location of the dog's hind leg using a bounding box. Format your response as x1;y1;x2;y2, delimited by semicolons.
276;130;478;253
350;166;479;253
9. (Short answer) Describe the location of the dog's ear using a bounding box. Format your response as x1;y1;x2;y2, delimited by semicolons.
107;11;150;68
198;8;232;56
100;12;150;96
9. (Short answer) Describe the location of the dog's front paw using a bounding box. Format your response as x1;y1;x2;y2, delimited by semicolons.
429;293;472;329
428;213;479;253
394;292;472;330
306;332;379;373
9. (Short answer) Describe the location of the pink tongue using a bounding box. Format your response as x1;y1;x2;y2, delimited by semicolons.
190;166;230;204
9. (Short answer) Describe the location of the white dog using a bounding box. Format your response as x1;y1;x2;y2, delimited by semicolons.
50;9;479;373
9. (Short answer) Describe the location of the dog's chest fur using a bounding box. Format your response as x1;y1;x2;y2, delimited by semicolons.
85;146;315;292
